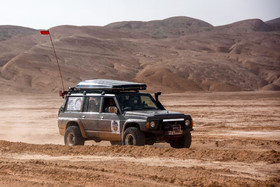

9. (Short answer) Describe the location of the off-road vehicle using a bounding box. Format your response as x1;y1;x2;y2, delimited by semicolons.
58;79;193;148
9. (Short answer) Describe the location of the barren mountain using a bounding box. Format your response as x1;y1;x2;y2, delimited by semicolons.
0;25;37;41
106;16;213;38
0;16;279;93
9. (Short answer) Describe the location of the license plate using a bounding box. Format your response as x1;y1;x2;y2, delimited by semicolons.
168;127;183;135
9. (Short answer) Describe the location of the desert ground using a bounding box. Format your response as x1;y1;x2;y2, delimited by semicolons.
0;91;279;186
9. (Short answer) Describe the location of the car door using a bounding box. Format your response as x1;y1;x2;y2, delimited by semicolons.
79;95;101;136
99;96;122;140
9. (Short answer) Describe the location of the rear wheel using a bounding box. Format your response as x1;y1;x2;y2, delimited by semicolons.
64;126;85;146
170;132;192;148
123;127;145;146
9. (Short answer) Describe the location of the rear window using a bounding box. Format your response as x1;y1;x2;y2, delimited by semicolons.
66;97;84;111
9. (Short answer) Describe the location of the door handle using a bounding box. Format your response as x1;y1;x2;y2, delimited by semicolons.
100;116;104;120
81;115;85;119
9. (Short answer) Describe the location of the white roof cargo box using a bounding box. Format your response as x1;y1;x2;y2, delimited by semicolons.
76;79;147;91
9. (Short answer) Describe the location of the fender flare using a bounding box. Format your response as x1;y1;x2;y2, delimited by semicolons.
122;119;147;134
66;119;88;139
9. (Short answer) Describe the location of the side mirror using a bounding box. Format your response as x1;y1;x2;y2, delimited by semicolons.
108;106;118;114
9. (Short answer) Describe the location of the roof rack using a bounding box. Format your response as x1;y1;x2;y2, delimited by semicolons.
72;79;147;93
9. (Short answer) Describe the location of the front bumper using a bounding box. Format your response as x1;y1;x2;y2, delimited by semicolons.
145;128;192;136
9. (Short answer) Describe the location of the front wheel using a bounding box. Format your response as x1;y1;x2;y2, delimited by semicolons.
64;126;85;146
170;132;192;148
123;127;145;146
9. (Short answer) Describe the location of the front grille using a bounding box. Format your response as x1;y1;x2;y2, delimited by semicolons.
161;121;185;131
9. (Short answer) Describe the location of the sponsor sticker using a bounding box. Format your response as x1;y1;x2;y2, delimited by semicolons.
67;97;83;111
111;120;120;134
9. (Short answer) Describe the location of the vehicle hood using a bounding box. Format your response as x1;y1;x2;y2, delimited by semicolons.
124;110;185;119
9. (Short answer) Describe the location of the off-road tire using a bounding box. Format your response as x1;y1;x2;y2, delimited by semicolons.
123;127;145;146
170;132;192;148
64;126;85;146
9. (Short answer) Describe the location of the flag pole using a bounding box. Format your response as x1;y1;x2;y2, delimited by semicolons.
48;31;65;92
40;30;65;96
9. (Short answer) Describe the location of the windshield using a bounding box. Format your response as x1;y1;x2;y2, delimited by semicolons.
117;93;159;111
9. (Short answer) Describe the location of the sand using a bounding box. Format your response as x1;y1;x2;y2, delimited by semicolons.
0;91;279;186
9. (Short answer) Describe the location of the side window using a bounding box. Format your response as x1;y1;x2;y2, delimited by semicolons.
83;96;101;112
102;97;116;113
66;97;83;111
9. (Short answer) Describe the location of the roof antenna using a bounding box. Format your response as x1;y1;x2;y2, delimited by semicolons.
40;30;66;98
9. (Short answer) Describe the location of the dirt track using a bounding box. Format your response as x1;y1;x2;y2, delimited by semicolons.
0;92;279;186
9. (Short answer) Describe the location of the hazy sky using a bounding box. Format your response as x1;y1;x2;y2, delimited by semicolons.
0;0;279;29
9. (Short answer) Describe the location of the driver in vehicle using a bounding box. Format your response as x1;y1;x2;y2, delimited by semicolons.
104;98;117;113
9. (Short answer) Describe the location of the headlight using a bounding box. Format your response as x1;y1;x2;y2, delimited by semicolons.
185;119;191;126
150;121;156;128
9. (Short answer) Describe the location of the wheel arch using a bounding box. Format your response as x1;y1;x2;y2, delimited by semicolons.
122;122;140;134
66;120;88;139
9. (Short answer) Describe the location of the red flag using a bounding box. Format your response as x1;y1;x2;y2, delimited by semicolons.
40;30;50;35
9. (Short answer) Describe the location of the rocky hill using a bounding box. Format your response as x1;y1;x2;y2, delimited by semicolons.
0;16;279;93
0;25;37;41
